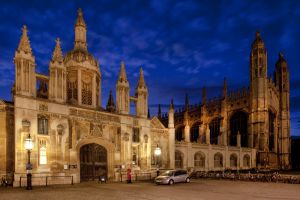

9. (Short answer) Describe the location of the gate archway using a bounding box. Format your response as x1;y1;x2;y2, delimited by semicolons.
80;143;107;181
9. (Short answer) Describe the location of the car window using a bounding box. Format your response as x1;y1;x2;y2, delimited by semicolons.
174;171;180;176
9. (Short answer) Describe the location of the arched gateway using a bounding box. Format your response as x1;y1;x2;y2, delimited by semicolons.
80;143;107;181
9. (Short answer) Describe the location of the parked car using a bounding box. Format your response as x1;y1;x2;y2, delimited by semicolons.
155;169;190;185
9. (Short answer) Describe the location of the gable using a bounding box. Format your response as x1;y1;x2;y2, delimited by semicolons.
150;116;166;129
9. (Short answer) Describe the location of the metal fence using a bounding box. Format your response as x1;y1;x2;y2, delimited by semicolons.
19;175;73;187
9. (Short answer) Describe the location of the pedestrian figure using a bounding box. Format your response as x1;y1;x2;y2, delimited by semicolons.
127;168;132;183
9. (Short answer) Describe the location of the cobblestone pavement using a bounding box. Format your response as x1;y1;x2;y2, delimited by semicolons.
0;180;300;200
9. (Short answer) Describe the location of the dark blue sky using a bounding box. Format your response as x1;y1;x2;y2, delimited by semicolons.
0;0;299;135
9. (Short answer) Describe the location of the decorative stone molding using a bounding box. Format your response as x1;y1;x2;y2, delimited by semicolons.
39;104;48;111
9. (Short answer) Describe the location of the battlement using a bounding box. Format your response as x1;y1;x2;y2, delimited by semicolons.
228;87;250;101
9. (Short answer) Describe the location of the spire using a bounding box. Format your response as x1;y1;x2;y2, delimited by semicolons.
75;8;86;27
74;8;87;50
17;25;32;54
223;77;228;98
106;90;116;112
158;104;162;118
51;38;63;63
185;93;189;111
170;99;174;110
276;51;287;65
251;31;264;48
137;67;146;88
118;61;128;82
202;87;206;104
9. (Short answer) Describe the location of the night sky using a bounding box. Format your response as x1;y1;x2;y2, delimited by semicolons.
0;0;299;135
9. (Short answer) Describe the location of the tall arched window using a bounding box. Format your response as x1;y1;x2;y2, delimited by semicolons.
190;122;200;142
230;111;248;147
209;118;221;145
230;154;238;168
38;116;48;135
194;152;205;169
175;126;185;141
269;111;276;151
214;153;223;168
175;151;183;169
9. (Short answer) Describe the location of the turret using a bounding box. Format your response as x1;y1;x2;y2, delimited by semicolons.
135;68;148;118
249;31;269;151
74;8;87;51
14;25;36;97
49;38;66;103
275;52;291;168
116;62;130;114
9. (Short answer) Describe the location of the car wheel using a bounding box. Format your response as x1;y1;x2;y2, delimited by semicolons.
186;178;190;183
169;179;174;185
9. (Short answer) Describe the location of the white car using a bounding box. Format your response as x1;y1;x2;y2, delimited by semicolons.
155;170;190;185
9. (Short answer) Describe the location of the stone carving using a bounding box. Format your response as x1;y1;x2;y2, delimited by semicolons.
69;108;120;123
123;133;129;141
90;123;103;137
39;104;48;111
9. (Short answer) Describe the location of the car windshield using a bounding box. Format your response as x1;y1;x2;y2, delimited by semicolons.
161;171;174;176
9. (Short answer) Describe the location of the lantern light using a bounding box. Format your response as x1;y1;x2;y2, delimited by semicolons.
154;145;161;156
24;134;33;151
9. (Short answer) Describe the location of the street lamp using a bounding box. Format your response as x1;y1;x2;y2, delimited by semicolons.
154;144;161;176
24;133;33;190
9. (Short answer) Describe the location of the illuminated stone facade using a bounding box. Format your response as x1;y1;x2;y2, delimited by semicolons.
0;9;291;186
160;32;291;171
3;9;174;186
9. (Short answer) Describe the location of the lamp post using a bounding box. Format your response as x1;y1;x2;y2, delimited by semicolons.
154;144;161;176
24;133;33;190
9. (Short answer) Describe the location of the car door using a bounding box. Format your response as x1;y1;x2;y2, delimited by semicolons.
174;171;181;183
178;170;186;182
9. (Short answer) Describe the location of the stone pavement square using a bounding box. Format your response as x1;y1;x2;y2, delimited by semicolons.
0;180;300;200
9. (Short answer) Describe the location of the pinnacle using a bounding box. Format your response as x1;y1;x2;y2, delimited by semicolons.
118;61;128;82
52;38;63;63
75;8;86;27
137;67;146;88
17;25;32;54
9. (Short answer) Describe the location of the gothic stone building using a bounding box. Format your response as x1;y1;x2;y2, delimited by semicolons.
160;32;291;171
0;9;291;186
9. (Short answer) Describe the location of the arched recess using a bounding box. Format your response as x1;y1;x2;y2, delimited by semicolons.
76;138;115;182
209;118;221;145
194;151;205;169
175;150;184;169
230;154;238;168
268;110;276;151
214;152;223;168
229;111;248;147
175;125;185;141
243;154;250;168
190;122;201;142
80;143;107;181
